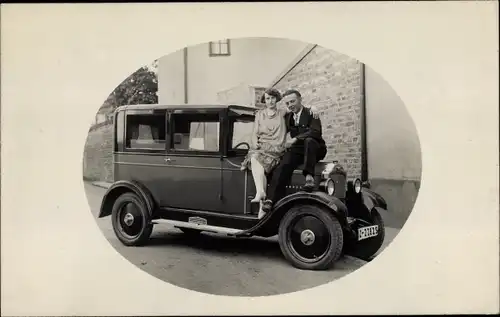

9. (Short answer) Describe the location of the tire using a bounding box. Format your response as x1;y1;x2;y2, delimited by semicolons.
345;208;385;261
111;192;153;246
278;204;344;270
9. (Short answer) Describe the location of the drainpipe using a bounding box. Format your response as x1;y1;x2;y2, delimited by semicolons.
183;47;188;104
360;63;369;181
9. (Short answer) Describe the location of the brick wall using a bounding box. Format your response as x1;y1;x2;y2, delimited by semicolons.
272;46;363;179
82;122;114;182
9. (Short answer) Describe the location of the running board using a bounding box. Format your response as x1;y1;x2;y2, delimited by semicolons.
152;219;248;236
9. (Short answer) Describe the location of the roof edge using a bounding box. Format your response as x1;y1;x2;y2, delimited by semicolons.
268;43;317;88
114;103;258;112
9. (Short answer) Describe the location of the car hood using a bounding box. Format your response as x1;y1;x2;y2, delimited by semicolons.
291;161;339;177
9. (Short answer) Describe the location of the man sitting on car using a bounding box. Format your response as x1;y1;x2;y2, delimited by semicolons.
262;89;327;213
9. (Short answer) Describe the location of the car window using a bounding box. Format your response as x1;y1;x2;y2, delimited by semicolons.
115;110;125;151
171;113;220;152
125;113;166;150
232;117;254;149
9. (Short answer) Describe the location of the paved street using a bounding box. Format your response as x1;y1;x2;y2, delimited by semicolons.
84;181;399;297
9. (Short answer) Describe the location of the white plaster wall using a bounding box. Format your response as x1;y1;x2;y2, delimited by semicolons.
157;48;186;104
365;65;422;180
158;37;309;104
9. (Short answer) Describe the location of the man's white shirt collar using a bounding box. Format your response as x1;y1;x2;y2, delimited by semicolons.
294;107;303;124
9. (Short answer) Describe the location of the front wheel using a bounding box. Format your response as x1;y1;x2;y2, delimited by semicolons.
278;204;344;270
111;192;153;246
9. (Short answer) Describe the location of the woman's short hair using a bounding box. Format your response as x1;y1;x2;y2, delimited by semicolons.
260;88;282;103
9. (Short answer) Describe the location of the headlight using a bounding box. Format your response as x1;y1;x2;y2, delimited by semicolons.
320;178;335;195
326;178;335;195
354;178;362;194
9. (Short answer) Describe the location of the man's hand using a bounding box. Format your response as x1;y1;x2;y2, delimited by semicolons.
285;137;297;148
310;105;320;119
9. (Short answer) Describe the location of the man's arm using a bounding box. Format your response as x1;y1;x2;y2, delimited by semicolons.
295;111;323;141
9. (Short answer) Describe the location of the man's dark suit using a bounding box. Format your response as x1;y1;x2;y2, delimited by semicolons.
266;106;327;204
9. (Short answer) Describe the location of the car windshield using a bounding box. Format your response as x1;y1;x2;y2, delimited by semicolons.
231;116;255;150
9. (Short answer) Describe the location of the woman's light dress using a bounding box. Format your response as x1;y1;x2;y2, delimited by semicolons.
241;107;288;174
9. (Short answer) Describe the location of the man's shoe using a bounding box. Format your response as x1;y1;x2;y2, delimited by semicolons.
262;199;273;213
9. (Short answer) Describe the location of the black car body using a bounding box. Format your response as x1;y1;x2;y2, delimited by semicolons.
98;104;389;270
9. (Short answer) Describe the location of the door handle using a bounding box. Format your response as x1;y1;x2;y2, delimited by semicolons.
164;157;174;162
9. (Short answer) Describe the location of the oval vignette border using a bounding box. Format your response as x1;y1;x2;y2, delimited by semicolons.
82;36;423;297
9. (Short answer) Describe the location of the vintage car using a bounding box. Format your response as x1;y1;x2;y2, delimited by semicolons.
97;103;389;270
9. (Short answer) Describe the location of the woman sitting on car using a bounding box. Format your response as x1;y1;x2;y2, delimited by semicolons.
241;88;319;218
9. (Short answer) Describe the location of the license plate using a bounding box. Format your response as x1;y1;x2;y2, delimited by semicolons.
358;225;379;241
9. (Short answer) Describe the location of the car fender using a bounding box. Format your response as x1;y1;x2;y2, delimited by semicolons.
372;206;389;223
361;188;388;212
271;191;349;227
244;191;349;238
98;180;156;218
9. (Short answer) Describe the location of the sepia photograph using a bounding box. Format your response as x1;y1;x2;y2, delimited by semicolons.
3;2;498;315
82;36;422;297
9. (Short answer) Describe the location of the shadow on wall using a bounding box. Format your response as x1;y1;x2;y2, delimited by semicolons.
370;179;420;228
364;65;422;229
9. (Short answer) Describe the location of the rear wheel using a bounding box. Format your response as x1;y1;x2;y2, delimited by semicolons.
345;208;385;261
111;192;153;246
278;204;344;270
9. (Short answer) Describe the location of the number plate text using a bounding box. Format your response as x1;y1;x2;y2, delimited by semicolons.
358;225;379;241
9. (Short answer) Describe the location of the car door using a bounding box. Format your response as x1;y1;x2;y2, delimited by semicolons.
115;108;170;206
221;109;257;216
222;155;256;216
161;109;224;213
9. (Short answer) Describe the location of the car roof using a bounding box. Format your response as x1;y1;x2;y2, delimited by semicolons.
115;103;258;113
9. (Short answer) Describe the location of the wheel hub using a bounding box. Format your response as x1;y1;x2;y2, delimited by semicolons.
123;212;135;226
300;229;315;246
